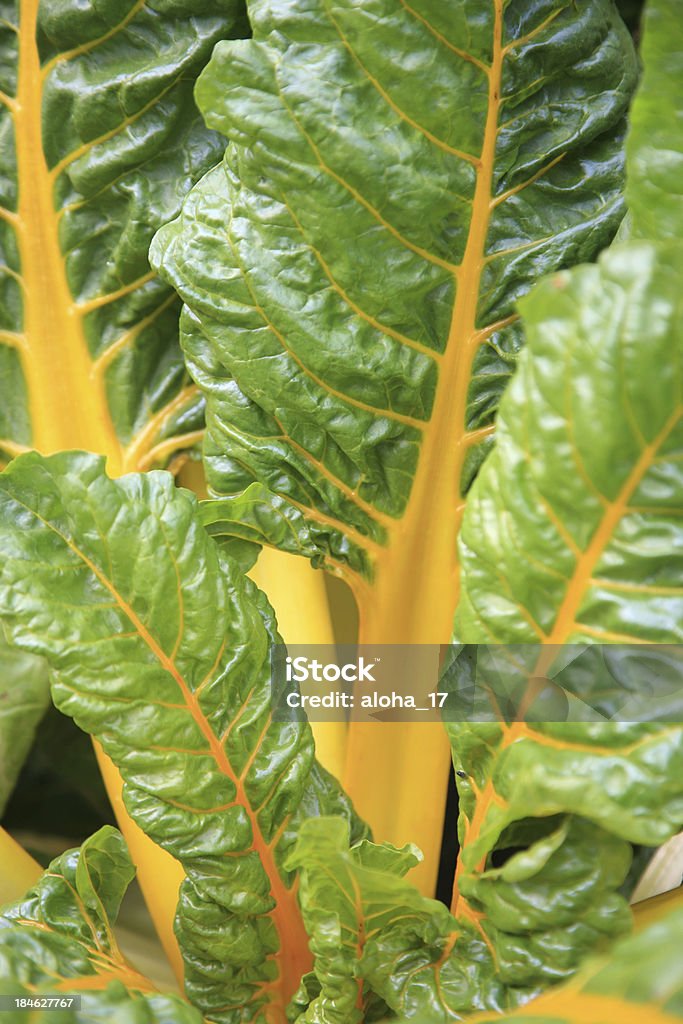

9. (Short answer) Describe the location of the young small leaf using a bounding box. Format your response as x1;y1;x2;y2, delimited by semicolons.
289;817;508;1021
0;825;193;1018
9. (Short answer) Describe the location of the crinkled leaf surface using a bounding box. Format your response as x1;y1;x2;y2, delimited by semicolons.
152;0;636;641
0;824;199;1022
0;633;49;815
457;242;683;647
0;451;367;1023
450;240;683;989
401;906;683;1023
0;0;247;474
289;817;513;1022
448;0;683;1003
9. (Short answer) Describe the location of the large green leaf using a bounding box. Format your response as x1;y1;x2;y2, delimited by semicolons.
0;451;366;1024
0;824;199;1023
0;1;247;474
151;0;636;640
457;241;683;646
0;634;49;816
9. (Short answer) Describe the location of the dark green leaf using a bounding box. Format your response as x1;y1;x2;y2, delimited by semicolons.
151;0;636;638
0;1;247;472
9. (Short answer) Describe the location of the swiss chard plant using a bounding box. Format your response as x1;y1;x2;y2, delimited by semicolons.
1;0;683;1022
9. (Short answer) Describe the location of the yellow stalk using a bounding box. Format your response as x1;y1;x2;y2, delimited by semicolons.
14;0;122;473
6;2;210;988
93;742;185;985
632;884;683;933
340;0;509;894
10;0;199;475
343;723;450;896
0;826;42;904
250;547;347;781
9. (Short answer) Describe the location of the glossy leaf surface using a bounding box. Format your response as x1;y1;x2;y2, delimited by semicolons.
0;824;198;1021
0;451;366;1023
152;0;636;642
0;1;247;474
452;239;683;990
457;242;683;646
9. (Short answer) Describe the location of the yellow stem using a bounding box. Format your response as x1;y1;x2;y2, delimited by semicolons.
632;884;683;933
93;742;185;986
249;547;347;781
348;0;503;648
0;826;42;905
14;0;122;473
341;0;506;898
343;723;450;896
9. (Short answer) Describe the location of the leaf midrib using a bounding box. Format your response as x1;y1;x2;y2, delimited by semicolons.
353;0;505;644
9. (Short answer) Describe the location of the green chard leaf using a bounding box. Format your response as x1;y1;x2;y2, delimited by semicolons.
0;450;366;1024
0;824;200;1023
0;1;248;474
448;240;683;993
151;0;637;641
288;817;508;1022
0;634;49;816
448;0;683;990
448;0;683;988
398;905;683;1023
457;242;683;646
